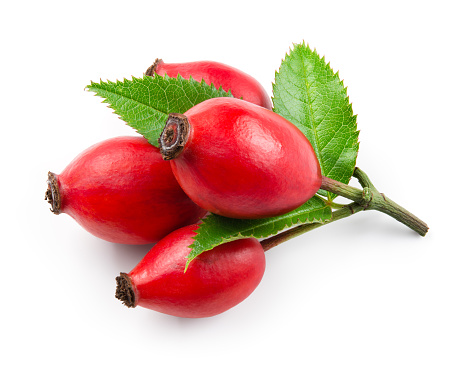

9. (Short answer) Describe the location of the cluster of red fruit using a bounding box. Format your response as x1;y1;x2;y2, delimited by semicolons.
46;60;322;318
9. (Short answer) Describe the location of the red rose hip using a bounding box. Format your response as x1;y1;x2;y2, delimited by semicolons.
115;224;266;318
159;97;322;219
45;136;206;244
145;59;273;110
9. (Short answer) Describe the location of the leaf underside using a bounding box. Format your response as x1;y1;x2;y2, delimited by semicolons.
86;74;233;146
186;196;332;269
273;42;360;201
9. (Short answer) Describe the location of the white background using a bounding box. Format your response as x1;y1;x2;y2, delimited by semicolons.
1;1;462;373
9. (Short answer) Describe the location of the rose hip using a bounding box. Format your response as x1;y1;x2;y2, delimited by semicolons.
115;224;266;318
159;97;322;219
145;59;273;110
45;136;206;245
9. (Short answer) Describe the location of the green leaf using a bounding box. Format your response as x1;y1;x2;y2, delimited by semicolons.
272;42;360;201
86;74;233;146
186;196;331;270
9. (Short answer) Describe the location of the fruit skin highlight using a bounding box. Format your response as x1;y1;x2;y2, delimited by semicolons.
115;224;266;318
45;136;206;245
160;97;322;219
145;59;273;110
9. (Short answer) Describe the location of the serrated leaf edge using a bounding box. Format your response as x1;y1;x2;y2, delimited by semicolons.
86;74;232;120
272;42;360;201
185;201;332;270
86;74;233;146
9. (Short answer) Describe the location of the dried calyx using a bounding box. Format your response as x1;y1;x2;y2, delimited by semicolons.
45;172;61;214
159;113;190;160
144;58;163;77
115;273;136;308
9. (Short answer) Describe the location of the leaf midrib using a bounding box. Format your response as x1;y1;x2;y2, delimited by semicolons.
196;203;329;248
297;49;326;178
88;81;168;118
239;207;328;237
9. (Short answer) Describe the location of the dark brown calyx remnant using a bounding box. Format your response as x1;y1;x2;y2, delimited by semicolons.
144;58;164;76
159;113;190;160
115;273;136;308
45;171;61;214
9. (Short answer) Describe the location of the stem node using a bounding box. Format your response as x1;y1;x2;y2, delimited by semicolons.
320;168;428;236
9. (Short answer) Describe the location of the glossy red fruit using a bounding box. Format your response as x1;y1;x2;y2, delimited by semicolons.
45;136;206;245
159;97;322;219
115;224;265;318
145;59;273;110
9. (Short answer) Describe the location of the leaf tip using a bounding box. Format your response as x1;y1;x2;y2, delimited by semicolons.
183;257;192;273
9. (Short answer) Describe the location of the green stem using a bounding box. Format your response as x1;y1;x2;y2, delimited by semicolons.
321;168;429;237
261;167;429;252
261;202;363;251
